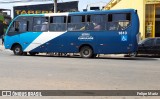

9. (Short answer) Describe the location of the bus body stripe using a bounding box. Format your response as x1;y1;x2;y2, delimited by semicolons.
24;31;66;51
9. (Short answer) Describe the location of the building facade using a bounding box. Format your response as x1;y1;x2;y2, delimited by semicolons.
13;1;78;18
104;0;160;39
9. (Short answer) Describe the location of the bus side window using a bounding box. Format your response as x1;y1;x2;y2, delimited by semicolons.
18;21;28;32
87;14;105;31
33;17;49;32
41;17;49;31
49;16;66;31
108;14;119;30
67;15;85;31
108;13;131;30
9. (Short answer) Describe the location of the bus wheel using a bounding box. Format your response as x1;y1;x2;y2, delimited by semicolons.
80;46;93;58
29;52;37;56
13;45;23;55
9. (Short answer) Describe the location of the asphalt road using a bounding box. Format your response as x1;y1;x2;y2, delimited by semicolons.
0;40;160;99
0;53;160;89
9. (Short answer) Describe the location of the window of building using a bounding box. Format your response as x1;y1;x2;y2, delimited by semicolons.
108;13;131;30
33;17;49;32
49;16;66;31
67;15;86;31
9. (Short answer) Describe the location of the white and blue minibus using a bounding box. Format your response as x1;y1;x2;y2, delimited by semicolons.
4;9;139;58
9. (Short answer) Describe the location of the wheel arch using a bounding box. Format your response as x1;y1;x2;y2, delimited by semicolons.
11;43;22;50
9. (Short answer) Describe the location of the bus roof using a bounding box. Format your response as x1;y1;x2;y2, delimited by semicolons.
19;9;136;17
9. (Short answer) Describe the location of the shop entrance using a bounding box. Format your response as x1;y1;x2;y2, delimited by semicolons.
145;4;155;38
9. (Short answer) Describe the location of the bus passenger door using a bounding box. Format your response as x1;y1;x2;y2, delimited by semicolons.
15;20;41;52
21;17;49;52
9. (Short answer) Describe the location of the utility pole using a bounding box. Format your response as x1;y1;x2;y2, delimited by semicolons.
54;0;57;13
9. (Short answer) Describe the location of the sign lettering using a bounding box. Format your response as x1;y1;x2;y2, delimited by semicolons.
15;10;53;16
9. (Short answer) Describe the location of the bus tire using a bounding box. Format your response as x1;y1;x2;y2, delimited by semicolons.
80;46;93;58
13;45;23;55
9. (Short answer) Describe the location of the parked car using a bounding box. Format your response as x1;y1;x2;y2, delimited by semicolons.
137;37;160;56
125;37;160;57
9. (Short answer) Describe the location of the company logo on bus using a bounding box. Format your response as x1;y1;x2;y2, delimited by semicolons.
78;33;94;41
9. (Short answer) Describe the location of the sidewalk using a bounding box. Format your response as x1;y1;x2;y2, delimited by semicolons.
0;44;5;51
0;42;12;54
0;38;4;51
0;38;5;51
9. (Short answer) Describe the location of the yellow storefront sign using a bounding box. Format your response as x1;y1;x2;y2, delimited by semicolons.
15;10;53;15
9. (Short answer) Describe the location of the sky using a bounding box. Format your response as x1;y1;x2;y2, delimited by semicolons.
0;0;110;17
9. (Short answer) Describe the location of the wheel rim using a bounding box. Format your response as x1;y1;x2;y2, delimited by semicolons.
83;49;90;56
80;46;93;58
15;47;20;54
13;45;22;55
